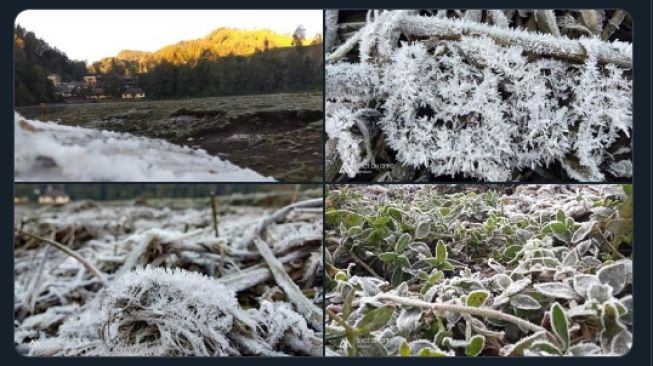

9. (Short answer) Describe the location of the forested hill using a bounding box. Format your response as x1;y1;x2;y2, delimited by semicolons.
98;28;298;69
90;27;323;99
14;25;87;106
15;26;323;105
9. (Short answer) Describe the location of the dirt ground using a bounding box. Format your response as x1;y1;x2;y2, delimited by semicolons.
17;92;323;182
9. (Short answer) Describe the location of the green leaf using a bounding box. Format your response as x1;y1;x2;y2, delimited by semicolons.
429;270;444;283
398;340;411;356
502;224;514;235
465;335;485;356
396;255;410;268
556;209;566;222
551;303;570;350
391;267;404;287
343;212;365;228
470;229;482;243
417;270;430;281
415;222;431;239
373;216;391;227
355;305;395;334
434;330;449;346
435;240;447;262
541;223;553;234
550;222;568;234
325;209;353;228
503;245;522;261
439;207;450;216
367;228;385;246
420;282;435;295
379;252;398;263
395;233;412;252
422;258;441;267
417;347;448;357
439;261;455;271
466;290;490;307
347;226;363;236
334;271;347;281
386;207;402;221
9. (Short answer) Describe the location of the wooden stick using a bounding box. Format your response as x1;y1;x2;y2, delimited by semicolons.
398;15;631;67
254;237;323;331
374;294;548;335
17;229;108;286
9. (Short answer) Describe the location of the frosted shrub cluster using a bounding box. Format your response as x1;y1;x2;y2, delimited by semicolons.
325;184;633;356
326;11;632;181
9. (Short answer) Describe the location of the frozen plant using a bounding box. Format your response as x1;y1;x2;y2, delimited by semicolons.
326;10;632;181
325;184;633;356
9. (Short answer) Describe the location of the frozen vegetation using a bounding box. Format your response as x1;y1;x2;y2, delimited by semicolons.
325;184;633;356
14;192;323;356
325;10;633;182
14;113;275;182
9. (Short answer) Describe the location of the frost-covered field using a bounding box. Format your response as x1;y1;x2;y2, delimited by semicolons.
14;113;274;182
16;92;324;182
325;10;633;182
325;184;632;356
14;193;323;356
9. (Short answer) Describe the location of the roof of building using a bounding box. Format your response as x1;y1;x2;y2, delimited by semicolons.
124;87;144;94
56;85;75;92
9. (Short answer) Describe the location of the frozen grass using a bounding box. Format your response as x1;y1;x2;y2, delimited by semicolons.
15;193;323;356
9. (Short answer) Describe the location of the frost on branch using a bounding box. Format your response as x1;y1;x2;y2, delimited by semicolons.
326;10;633;181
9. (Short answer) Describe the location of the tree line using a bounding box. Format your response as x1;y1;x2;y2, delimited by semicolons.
15;25;323;105
138;44;322;98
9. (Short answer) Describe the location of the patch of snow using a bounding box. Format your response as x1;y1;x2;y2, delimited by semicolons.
14;113;275;182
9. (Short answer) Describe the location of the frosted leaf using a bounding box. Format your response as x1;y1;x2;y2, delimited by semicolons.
572;274;600;299
587;283;613;303
510;294;541;310
596;262;627;294
534;282;578;299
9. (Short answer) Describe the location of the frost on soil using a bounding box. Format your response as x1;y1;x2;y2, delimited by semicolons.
14;192;322;356
325;184;633;356
14;113;275;182
325;10;633;182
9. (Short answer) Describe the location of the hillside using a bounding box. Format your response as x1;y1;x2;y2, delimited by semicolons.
92;28;308;72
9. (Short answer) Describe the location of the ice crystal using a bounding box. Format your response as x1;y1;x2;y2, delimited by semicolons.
326;11;632;181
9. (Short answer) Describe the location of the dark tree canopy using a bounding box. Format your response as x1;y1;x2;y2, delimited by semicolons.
14;25;87;106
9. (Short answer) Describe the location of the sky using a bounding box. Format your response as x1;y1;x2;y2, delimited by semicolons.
15;10;323;63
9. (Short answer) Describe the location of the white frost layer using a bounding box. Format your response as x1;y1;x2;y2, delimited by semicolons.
14;113;274;182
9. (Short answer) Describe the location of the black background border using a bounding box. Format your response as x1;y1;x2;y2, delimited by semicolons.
2;1;652;365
